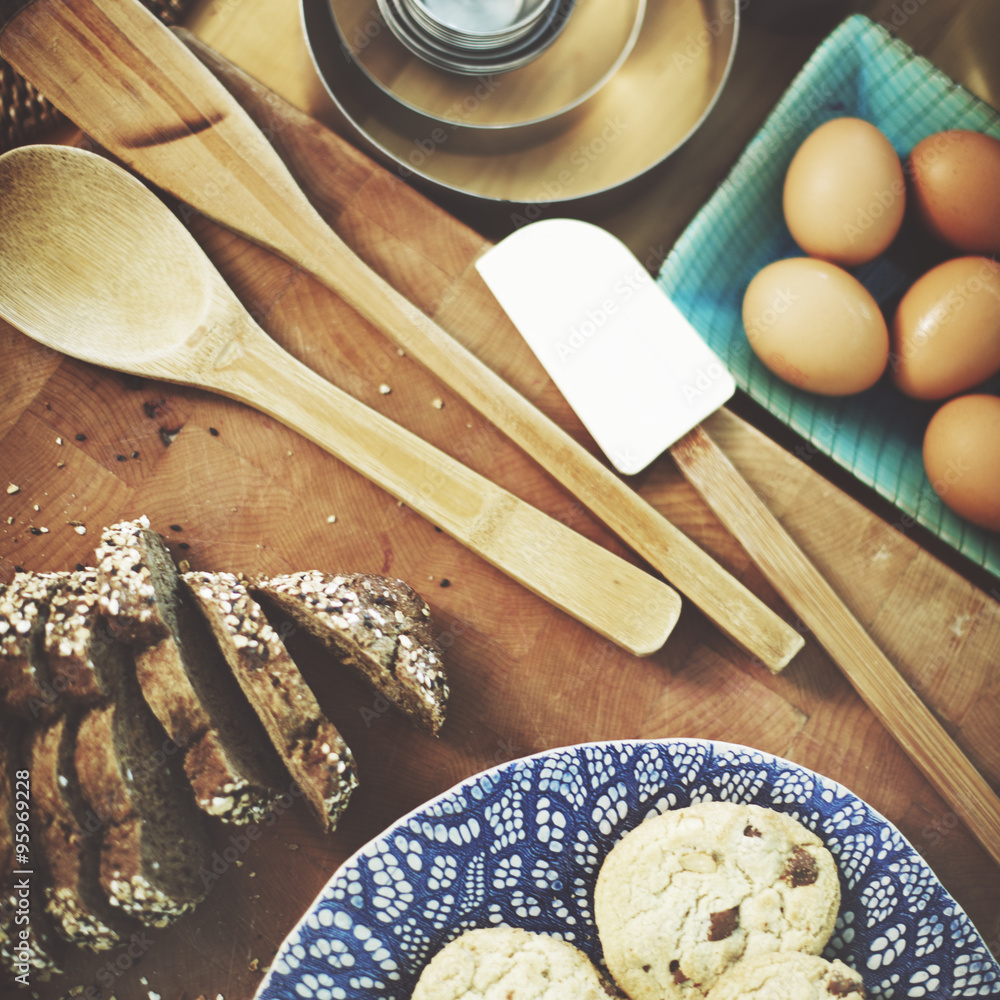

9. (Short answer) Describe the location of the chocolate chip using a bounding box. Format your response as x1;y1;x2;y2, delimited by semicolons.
828;976;864;997
743;824;762;837
708;906;739;941
669;960;687;984
642;965;650;973
783;846;819;886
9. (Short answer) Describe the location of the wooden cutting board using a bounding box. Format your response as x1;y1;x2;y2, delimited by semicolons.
2;34;999;1000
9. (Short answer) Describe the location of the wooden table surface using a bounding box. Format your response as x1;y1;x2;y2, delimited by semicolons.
2;0;999;997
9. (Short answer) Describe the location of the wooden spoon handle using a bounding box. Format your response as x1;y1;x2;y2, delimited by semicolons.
0;0;801;673
215;325;681;657
670;423;1000;869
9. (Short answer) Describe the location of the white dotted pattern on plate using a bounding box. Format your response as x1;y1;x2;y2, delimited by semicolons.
255;740;1000;1000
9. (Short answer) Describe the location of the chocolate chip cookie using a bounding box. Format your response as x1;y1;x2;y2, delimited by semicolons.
707;951;865;999
411;926;620;999
594;801;840;1000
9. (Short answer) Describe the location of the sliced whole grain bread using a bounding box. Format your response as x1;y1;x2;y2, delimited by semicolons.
94;516;173;645
0;572;65;721
1;724;64;982
181;570;358;833
252;571;448;735
27;711;138;951
73;646;213;928
95;518;288;824
40;569;116;715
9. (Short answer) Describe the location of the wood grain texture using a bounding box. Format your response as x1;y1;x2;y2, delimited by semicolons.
0;0;997;996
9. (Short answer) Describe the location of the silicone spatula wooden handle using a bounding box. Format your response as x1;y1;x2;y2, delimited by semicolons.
0;0;803;673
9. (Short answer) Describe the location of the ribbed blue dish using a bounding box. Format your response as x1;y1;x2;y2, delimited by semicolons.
658;14;1000;580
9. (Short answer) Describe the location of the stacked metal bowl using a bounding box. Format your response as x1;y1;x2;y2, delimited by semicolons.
376;0;575;74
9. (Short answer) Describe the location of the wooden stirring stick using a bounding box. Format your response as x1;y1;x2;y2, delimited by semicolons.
671;424;1000;869
0;0;803;674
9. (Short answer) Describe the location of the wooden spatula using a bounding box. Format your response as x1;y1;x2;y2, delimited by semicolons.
0;0;803;674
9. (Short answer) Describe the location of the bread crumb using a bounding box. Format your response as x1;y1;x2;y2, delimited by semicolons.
178;559;191;573
6;483;19;494
249;958;259;971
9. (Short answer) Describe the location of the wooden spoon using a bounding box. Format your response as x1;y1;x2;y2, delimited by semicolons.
0;143;681;657
0;0;802;674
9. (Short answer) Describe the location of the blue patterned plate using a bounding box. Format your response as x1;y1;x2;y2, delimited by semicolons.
254;740;999;1000
658;14;1000;580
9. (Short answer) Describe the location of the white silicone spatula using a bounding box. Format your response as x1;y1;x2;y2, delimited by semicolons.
476;219;736;475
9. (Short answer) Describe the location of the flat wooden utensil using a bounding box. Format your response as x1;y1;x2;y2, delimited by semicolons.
0;0;803;674
0;143;681;657
670;426;1000;869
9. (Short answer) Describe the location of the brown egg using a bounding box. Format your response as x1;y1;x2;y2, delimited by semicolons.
742;257;888;395
908;130;1000;255
783;117;905;267
890;256;1000;399
923;394;1000;532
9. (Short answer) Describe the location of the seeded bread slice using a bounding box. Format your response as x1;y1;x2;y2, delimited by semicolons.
1;723;64;981
181;570;358;833
73;649;213;928
94;516;174;645
40;569;114;715
252;571;448;735
0;571;65;720
28;711;137;950
95;518;288;825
